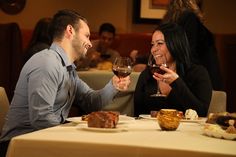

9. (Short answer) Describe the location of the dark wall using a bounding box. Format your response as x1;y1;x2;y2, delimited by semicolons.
0;23;23;101
215;34;236;112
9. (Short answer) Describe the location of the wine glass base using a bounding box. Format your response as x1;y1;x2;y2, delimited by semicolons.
150;94;167;97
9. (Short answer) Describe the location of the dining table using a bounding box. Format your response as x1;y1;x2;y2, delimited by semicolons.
6;117;236;157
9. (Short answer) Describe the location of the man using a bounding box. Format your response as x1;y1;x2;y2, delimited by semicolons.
0;9;130;157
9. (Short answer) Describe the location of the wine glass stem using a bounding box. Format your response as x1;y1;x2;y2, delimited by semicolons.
157;81;161;95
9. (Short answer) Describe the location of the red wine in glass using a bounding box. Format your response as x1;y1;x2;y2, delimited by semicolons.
149;64;166;75
112;68;132;78
112;57;132;78
148;54;167;97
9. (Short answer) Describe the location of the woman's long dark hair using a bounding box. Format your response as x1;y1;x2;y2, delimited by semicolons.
24;17;52;63
27;17;52;48
154;23;192;77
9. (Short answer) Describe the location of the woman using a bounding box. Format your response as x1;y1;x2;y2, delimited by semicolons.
133;23;212;117
162;0;223;90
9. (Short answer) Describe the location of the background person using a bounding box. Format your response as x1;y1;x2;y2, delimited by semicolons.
129;49;148;72
162;0;223;90
23;17;52;63
76;22;120;70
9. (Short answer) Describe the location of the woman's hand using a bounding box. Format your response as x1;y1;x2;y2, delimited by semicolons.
112;75;131;91
153;65;179;95
153;65;179;84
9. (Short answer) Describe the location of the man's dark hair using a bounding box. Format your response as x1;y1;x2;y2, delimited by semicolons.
50;9;87;41
99;23;116;36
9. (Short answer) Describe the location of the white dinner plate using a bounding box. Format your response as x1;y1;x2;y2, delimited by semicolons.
78;124;128;132
139;114;206;123
119;115;135;123
66;117;86;124
181;117;206;123
139;114;157;120
203;124;236;140
67;115;135;124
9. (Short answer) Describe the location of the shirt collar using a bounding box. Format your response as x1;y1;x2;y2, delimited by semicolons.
50;43;76;71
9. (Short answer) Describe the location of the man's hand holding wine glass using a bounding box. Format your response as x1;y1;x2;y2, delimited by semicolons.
112;75;131;91
112;57;132;91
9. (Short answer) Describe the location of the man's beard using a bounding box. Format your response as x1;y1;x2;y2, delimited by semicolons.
79;52;87;59
72;36;86;60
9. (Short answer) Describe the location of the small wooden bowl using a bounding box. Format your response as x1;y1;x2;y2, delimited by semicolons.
157;109;181;131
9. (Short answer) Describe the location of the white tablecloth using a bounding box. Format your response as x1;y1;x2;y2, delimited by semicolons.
6;119;236;157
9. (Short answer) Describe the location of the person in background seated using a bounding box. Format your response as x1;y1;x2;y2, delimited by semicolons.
161;0;223;90
23;17;52;63
133;23;212;117
0;9;130;157
76;22;120;70
129;50;148;72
